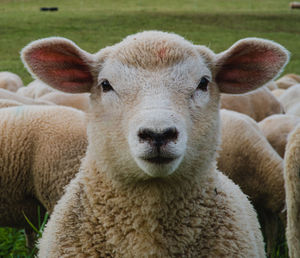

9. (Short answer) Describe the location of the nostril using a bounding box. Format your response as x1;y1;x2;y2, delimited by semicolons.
162;127;178;142
138;129;155;142
138;127;178;146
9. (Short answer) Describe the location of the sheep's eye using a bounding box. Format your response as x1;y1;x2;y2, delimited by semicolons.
100;80;114;92
197;77;209;92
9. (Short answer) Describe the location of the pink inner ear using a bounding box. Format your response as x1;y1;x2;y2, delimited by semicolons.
216;48;282;94
228;49;280;65
51;69;92;80
27;44;93;93
31;49;85;64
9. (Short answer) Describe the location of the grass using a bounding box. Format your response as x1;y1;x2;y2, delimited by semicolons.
0;228;28;257
0;0;299;85
0;207;48;257
0;0;297;256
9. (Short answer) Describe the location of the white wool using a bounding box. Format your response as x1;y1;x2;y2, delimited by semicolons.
20;30;289;256
0;71;23;92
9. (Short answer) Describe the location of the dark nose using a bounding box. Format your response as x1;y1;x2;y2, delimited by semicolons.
138;127;178;147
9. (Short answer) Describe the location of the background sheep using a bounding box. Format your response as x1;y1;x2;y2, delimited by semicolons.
0;105;87;248
266;81;278;90
218;109;286;255
21;31;289;256
258;114;300;158
220;87;284;122
0;99;22;108
272;88;285;98
278;84;300;116
39;91;90;112
276;73;300;89
0;88;52;106
286;103;300;117
17;79;90;112
284;124;300;258
0;71;23;92
16;79;54;99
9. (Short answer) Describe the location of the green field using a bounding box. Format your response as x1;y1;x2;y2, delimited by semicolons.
1;0;300;85
0;0;298;256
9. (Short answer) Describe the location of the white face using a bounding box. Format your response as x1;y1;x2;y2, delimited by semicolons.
89;53;219;180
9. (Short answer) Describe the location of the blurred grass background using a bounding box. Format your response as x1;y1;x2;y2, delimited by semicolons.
0;0;298;256
0;0;300;85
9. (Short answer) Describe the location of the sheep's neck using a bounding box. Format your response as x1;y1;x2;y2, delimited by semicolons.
80;161;220;256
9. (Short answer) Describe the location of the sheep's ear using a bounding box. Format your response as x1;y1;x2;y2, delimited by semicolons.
215;38;289;94
21;37;96;93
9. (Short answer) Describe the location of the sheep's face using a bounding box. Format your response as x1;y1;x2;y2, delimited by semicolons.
89;44;218;179
22;31;289;182
84;32;223;180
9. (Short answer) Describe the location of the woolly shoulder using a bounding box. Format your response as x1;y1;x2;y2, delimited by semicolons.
38;173;84;257
214;170;265;256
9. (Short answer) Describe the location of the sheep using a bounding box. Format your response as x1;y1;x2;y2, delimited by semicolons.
265;80;278;90
258;114;300;158
220;87;284;122
286;103;300;117
278;84;300;114
16;79;54;98
21;31;289;257
0;71;23;92
272;88;285;98
284;124;300;258
0;88;52;106
39;91;90;112
0;99;22;108
218;109;285;255
276;73;300;89
0;105;87;248
17;79;90;112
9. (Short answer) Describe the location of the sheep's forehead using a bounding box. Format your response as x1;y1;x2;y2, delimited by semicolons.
110;31;198;70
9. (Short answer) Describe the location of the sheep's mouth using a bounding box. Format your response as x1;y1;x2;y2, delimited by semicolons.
141;156;176;164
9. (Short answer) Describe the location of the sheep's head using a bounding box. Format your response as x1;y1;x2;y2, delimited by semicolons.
22;31;289;182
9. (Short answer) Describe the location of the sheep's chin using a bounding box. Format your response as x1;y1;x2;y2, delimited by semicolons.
134;156;183;178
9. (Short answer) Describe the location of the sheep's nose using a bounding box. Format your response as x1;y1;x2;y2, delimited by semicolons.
138;127;178;147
